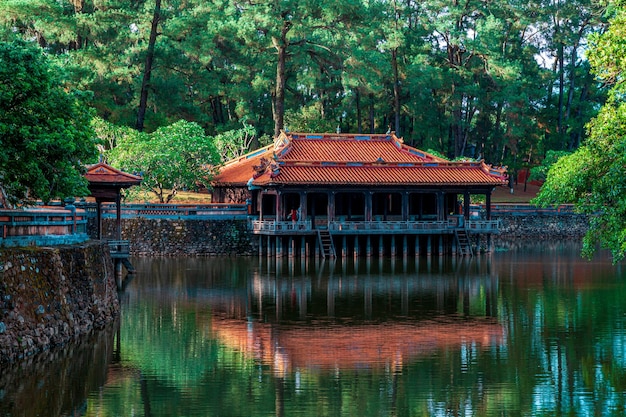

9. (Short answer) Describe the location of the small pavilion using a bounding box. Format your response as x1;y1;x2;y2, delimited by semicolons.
212;131;507;258
84;162;142;281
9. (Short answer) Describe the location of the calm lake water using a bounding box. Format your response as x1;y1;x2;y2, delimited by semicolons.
2;241;626;416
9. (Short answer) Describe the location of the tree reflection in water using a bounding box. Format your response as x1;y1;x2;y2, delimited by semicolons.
2;243;626;416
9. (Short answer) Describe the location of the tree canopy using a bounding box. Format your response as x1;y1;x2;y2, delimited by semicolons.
0;39;97;206
105;120;219;203
0;0;609;171
534;0;626;262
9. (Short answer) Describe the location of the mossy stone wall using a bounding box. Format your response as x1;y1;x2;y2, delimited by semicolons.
102;218;256;256
0;242;118;363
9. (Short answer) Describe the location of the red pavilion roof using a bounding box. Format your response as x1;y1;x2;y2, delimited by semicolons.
213;132;507;188
84;162;142;187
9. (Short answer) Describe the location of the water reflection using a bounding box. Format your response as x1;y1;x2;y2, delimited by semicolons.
2;243;626;416
213;256;505;374
0;322;117;417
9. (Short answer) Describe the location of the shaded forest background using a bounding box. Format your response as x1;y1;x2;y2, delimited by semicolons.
0;0;611;172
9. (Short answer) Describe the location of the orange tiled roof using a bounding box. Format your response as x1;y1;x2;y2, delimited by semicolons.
213;132;507;187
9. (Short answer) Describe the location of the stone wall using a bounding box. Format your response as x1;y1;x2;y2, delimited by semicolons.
100;213;589;257
0;242;118;363
495;213;589;239
102;218;256;256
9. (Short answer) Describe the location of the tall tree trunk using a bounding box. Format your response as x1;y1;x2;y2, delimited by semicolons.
557;41;565;138
369;93;375;133
136;0;161;132
392;48;401;135
272;21;291;138
356;88;362;133
70;0;85;49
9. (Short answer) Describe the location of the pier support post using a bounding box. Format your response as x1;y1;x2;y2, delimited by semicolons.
115;260;123;290
277;236;283;258
402;235;408;261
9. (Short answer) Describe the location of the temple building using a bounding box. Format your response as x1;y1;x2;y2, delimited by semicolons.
212;131;507;258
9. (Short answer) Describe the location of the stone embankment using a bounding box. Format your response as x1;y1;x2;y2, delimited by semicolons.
0;242;118;363
102;218;256;256
99;212;589;256
495;212;589;239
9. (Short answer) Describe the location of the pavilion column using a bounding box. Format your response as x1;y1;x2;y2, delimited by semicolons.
436;192;445;221
276;191;282;221
328;192;336;222
464;190;471;219
115;191;122;241
365;191;373;222
300;192;307;221
486;191;492;220
96;200;103;240
402;192;409;221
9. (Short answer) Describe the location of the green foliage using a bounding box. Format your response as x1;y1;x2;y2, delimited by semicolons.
107;120;219;203
212;123;267;163
0;39;97;206
0;0;609;167
529;150;573;182
534;0;626;262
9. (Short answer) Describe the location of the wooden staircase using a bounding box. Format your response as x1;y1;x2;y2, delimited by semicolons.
317;229;336;258
455;229;473;256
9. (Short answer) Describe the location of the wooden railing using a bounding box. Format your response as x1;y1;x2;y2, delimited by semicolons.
97;203;249;219
107;240;130;258
487;203;576;216
0;207;89;246
251;218;501;234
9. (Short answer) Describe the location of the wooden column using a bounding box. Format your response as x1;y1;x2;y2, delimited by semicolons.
276;191;282;221
402;192;409;221
436;192;445;221
300;192;307;221
415;235;420;257
365;191;373;222
96;200;103;240
115;191;122;241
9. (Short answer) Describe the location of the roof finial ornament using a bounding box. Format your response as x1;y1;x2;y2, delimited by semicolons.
336;125;341;134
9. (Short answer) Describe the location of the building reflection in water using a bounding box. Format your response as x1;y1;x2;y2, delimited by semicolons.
202;255;505;377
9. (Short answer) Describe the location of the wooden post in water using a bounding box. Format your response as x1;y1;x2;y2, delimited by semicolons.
415;235;420;258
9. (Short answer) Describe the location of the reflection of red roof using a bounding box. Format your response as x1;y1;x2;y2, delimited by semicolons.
213;132;507;187
209;316;505;372
84;162;142;187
